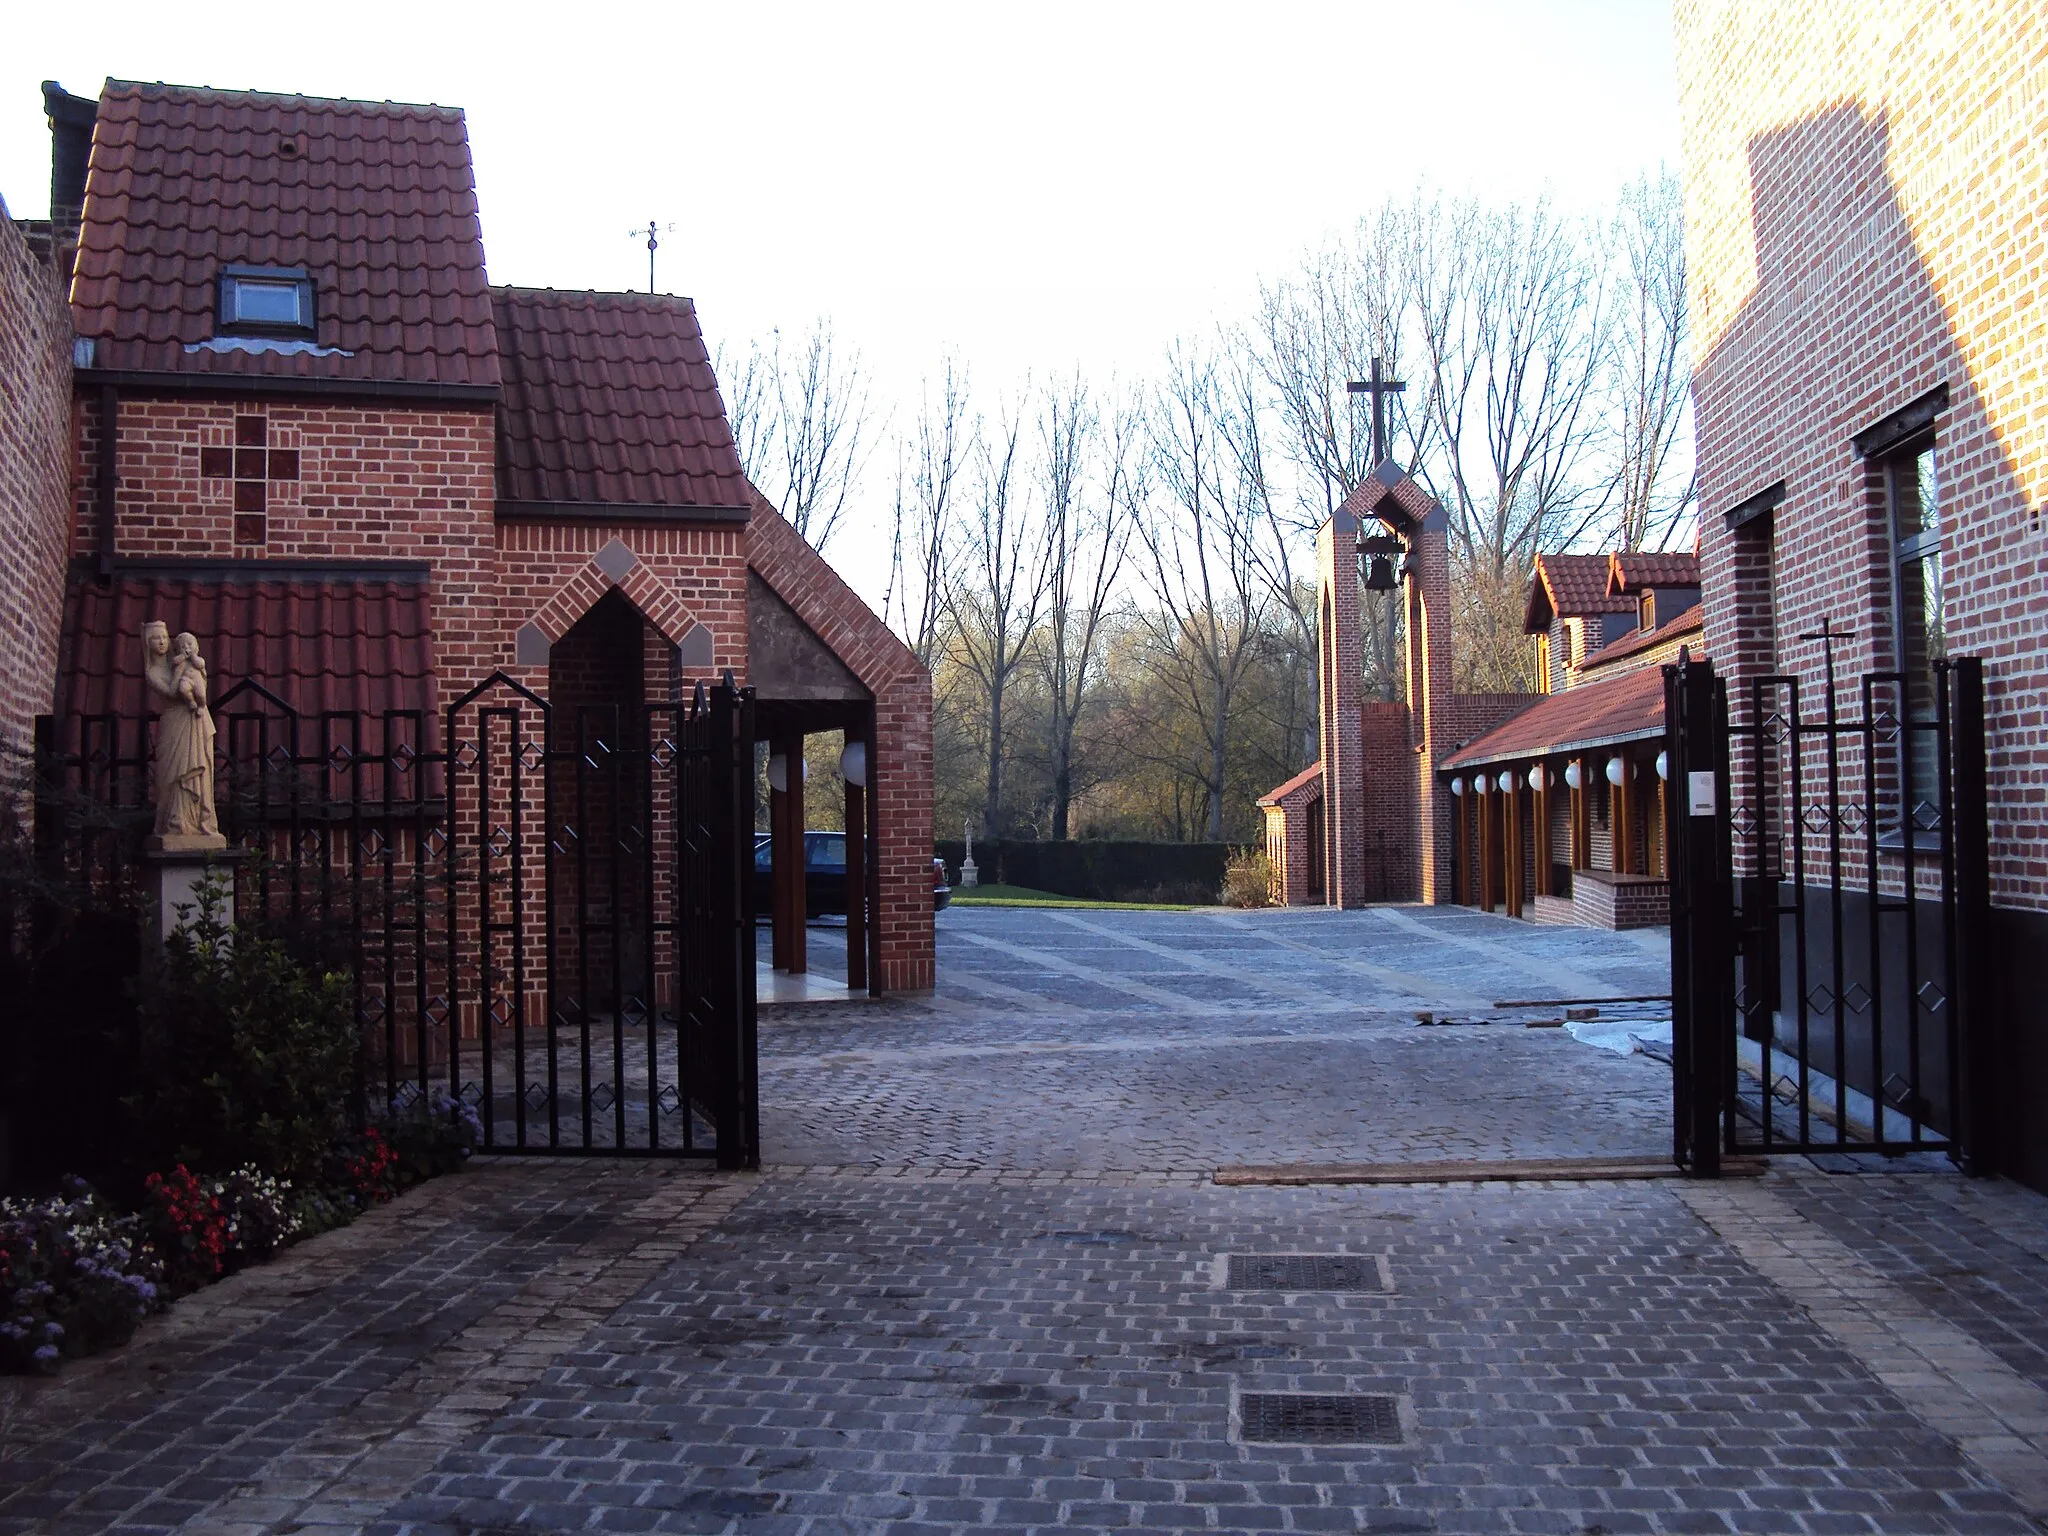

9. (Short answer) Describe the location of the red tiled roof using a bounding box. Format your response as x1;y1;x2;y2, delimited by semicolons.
71;81;499;390
57;565;436;720
1579;603;1705;673
1257;761;1323;807
492;288;753;514
1608;551;1700;592
1524;552;1632;633
1442;663;1668;771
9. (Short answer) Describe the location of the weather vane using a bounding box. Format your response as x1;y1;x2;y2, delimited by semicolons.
629;219;676;294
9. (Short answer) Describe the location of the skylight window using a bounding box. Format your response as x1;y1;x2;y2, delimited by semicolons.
219;265;316;337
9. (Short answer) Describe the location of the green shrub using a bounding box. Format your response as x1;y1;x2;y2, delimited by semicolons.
129;879;359;1185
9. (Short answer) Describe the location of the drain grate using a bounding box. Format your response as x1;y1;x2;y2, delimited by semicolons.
1225;1253;1387;1291
1237;1391;1404;1445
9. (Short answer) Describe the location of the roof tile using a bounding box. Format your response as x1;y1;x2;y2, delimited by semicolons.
58;567;437;721
1443;663;1670;770
492;287;752;511
1609;551;1701;592
74;80;499;389
1525;552;1633;632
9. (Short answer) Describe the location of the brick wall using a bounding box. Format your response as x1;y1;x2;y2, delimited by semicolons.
0;212;73;763
76;395;501;684
1678;0;2048;912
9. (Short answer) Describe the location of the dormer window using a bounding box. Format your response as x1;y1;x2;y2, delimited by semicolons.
1639;590;1656;630
219;265;315;337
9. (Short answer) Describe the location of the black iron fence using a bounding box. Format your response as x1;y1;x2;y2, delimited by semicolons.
30;672;758;1167
1666;650;1993;1174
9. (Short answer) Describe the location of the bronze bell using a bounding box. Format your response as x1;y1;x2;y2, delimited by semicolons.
1364;555;1398;592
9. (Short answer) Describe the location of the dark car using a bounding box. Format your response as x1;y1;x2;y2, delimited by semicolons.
753;833;951;918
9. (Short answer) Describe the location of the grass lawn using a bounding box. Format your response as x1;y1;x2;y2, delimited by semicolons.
947;882;1199;912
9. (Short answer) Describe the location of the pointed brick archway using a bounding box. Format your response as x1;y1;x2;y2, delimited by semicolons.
514;536;714;673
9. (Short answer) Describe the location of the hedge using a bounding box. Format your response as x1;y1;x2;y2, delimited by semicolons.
933;840;1234;904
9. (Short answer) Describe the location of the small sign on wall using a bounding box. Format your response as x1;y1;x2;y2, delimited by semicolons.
1688;770;1717;817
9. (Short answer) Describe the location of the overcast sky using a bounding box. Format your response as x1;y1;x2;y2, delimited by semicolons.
4;0;1682;605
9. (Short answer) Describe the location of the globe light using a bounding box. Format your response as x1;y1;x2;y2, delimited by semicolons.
766;754;810;793
1605;757;1626;787
1655;750;1670;782
841;741;868;788
1564;761;1583;791
1528;764;1546;792
1474;774;1490;794
1500;770;1518;793
1450;776;1465;797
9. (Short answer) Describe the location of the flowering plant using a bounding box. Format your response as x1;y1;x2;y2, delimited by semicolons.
376;1091;483;1182
142;1165;230;1292
334;1126;399;1209
0;1180;163;1374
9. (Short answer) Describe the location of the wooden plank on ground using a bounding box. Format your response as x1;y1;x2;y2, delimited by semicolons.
1212;1155;1768;1186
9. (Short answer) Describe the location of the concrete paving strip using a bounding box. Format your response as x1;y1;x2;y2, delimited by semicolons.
947;926;1241;1015
1678;1177;2048;1519
1047;910;1481;1011
1206;910;1492;1010
1215;1155;1765;1185
1367;905;1626;999
934;964;1091;1016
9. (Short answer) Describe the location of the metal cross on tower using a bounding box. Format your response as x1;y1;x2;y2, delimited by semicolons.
1347;356;1406;466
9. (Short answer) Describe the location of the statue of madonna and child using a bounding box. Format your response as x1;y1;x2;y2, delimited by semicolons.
142;620;223;848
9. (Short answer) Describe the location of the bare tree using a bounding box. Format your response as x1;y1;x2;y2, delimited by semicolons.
1407;194;1609;581
717;317;873;553
1605;169;1696;551
1255;210;1427;699
884;360;972;667
1036;377;1140;839
1139;343;1272;842
946;393;1054;838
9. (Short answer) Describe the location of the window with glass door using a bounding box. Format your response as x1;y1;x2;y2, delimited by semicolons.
1887;437;1945;814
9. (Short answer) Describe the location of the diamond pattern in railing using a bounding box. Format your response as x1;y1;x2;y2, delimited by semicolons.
1918;980;1948;1014
1873;706;1901;743
459;1080;484;1106
425;994;452;1026
1912;800;1943;832
523;1082;551;1110
1839;804;1868;836
423;827;449;860
590;1082;617;1113
1805;984;1837;1015
1730;808;1758;837
1762;712;1790;745
327;743;354;771
359;828;387;861
655;1084;682;1115
487;824;514;858
622;996;649;1027
452;740;480;771
1844;983;1873;1014
652;738;676;770
391;741;417;772
519;740;546;773
1803;805;1833;834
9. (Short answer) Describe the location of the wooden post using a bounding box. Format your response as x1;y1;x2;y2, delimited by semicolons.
1455;789;1471;905
1505;777;1524;919
844;763;867;992
1571;757;1589;870
1478;782;1495;911
1533;770;1551;898
1618;757;1635;876
769;734;791;972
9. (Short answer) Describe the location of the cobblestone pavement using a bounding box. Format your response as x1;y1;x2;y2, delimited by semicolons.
4;906;2048;1533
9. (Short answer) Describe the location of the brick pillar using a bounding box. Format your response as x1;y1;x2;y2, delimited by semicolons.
1316;510;1366;907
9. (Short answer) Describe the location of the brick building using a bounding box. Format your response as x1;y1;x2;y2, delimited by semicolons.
1675;2;2048;1179
0;196;72;772
1441;551;1703;931
18;78;933;992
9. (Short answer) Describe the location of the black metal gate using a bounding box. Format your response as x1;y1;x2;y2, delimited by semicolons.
1666;650;1993;1175
33;671;759;1167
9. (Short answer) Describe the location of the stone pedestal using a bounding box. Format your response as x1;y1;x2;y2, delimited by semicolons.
143;835;244;948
